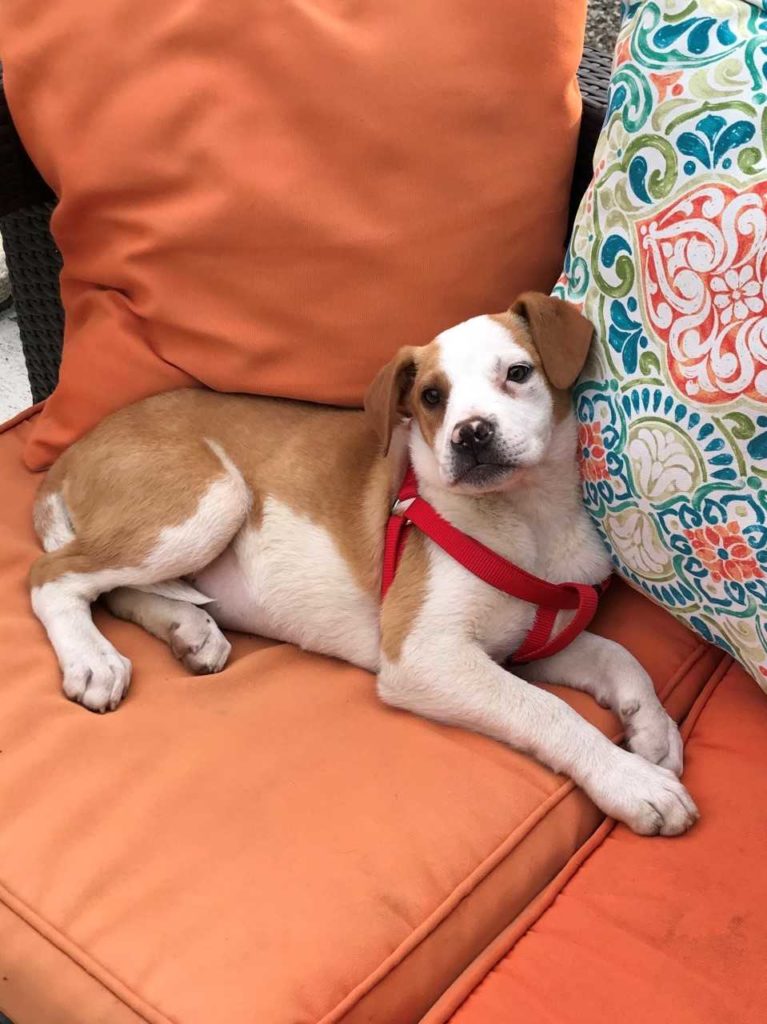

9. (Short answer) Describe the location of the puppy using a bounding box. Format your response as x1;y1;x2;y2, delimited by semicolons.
30;292;697;836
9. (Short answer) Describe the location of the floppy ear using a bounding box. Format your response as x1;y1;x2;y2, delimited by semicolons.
511;292;594;390
364;347;418;455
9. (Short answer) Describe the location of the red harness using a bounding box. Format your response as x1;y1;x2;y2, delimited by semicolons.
381;465;610;664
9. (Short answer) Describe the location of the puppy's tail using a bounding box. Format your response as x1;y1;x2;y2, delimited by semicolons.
34;489;76;553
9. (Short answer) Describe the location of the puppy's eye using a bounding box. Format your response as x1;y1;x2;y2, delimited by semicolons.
421;388;442;407
506;364;533;384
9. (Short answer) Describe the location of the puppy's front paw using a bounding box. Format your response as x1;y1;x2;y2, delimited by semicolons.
627;709;684;776
588;749;698;836
62;640;132;713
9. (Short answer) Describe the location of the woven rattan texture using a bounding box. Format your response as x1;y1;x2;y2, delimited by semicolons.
0;204;63;402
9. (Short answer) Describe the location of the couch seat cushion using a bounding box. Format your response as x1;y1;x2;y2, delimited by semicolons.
0;411;724;1024
447;660;766;1024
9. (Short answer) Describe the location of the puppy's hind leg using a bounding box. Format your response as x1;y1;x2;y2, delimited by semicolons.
30;441;250;712
105;588;231;676
31;559;134;713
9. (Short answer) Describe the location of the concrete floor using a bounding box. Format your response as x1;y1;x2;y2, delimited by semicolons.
0;1;621;424
0;221;32;423
0;304;31;420
586;0;622;53
0;236;31;420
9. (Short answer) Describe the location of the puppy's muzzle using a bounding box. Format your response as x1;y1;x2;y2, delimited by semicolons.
449;416;517;486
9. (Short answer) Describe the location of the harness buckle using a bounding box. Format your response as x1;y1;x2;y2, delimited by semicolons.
390;496;415;517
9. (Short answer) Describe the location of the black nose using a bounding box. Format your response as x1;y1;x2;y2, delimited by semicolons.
451;417;495;452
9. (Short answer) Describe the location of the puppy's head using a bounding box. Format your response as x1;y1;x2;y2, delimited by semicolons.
365;292;593;494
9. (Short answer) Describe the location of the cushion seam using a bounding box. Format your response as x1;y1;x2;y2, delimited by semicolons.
0;402;44;435
319;640;716;1024
680;655;735;741
0;882;171;1024
421;818;618;1024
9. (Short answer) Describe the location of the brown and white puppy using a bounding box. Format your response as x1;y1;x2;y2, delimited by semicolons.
30;293;697;836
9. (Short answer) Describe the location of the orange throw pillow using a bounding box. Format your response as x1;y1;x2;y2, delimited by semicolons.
0;1;586;470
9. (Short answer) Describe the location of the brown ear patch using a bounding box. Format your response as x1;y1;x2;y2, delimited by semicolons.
510;293;594;390
364;347;418;455
409;343;451;449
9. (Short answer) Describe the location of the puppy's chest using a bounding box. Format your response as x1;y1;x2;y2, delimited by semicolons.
426;504;609;661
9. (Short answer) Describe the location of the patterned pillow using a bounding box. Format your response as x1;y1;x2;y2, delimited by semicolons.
557;0;767;686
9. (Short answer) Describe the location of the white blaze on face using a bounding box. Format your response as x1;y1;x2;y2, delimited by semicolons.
428;315;555;485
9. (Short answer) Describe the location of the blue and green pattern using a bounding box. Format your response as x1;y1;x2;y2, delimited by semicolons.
557;0;767;685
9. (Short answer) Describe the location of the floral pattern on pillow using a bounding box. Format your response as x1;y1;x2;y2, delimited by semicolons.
556;0;767;685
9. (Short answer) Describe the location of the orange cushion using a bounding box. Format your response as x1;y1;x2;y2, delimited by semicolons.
446;660;767;1024
0;408;725;1024
0;0;586;471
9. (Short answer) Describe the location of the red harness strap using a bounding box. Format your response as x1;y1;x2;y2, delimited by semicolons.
381;466;610;664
